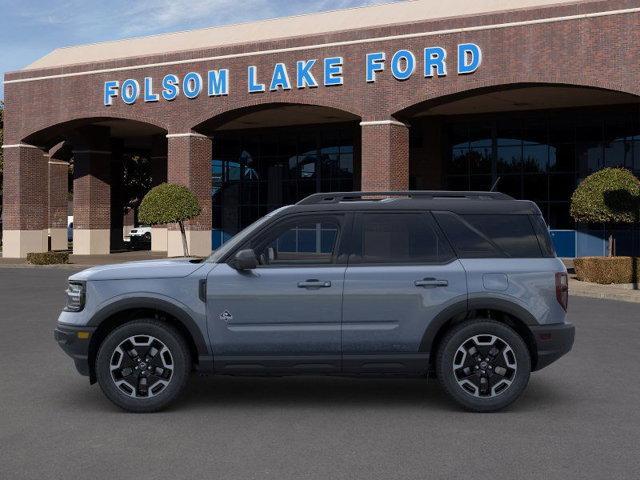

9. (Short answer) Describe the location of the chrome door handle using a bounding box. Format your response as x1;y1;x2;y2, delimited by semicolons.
415;278;448;288
297;279;332;289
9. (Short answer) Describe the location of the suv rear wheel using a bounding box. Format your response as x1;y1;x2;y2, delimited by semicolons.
436;319;531;412
96;320;191;413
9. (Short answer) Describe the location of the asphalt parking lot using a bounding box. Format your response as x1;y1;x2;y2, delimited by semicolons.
1;267;639;480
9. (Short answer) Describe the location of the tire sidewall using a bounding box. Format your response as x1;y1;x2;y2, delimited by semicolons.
96;320;190;413
437;320;531;412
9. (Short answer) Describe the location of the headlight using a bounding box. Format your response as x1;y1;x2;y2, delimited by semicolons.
64;282;86;312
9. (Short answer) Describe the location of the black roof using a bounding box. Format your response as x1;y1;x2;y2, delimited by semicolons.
283;191;541;215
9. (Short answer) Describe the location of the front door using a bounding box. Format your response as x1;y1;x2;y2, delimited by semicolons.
207;213;348;374
341;212;468;374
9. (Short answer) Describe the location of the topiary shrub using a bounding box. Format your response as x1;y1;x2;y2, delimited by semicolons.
138;183;202;256
27;251;69;265
570;168;640;255
574;256;640;284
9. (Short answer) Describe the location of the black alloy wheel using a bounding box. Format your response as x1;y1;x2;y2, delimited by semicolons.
96;320;191;413
436;319;531;412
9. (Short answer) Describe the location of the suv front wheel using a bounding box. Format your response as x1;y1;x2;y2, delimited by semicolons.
436;319;531;412
96;319;191;413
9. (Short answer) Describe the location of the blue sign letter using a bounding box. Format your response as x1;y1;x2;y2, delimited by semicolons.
424;47;447;77
324;57;343;86
104;80;119;106
270;63;292;91
161;74;179;101
366;52;385;83
208;69;229;96
183;72;203;99
248;66;265;93
391;50;415;81
457;43;482;74
121;79;140;105
144;77;159;102
296;60;318;89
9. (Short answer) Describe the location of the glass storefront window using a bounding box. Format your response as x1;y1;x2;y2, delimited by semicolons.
212;123;358;241
443;105;640;229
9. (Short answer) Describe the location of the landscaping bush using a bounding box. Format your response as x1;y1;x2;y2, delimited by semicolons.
27;251;69;265
574;256;640;284
570;168;640;224
139;183;202;256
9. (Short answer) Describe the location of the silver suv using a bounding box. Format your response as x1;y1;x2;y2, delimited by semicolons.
55;191;574;413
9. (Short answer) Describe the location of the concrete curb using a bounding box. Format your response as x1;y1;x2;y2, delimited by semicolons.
569;278;640;304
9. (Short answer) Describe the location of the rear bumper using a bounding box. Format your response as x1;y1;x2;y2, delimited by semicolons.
530;322;575;371
54;324;96;377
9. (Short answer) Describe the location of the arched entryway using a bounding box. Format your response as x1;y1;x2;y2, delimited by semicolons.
193;103;361;248
4;117;167;257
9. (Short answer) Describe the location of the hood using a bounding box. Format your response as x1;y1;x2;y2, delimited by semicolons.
69;258;206;281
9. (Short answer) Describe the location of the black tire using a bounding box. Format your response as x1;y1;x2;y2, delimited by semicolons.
96;319;191;413
436;319;531;412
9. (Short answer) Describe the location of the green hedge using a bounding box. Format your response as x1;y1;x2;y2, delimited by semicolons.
27;251;69;265
574;256;640;284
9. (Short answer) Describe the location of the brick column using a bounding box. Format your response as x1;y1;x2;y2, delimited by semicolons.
150;134;168;252
166;133;212;257
360;120;410;191
48;158;69;251
2;144;49;257
71;127;112;255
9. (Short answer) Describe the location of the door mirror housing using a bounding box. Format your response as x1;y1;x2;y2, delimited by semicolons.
231;249;258;270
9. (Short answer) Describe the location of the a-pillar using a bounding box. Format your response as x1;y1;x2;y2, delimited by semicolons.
166;132;212;257
150;134;168;252
1;143;49;258
48;144;69;251
360;120;410;191
72;127;112;255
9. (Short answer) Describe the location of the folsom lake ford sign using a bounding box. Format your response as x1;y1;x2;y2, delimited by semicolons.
103;43;482;106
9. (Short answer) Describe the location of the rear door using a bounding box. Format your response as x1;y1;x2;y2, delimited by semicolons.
341;211;467;374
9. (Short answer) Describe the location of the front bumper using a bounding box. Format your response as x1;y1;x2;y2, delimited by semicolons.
530;322;575;371
54;324;96;377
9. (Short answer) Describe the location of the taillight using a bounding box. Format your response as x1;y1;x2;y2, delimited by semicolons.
555;272;568;311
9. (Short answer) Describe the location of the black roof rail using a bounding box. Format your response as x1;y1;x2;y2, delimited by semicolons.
296;190;513;205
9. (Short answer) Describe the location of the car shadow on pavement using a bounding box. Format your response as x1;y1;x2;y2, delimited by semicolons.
174;374;569;413
54;373;570;414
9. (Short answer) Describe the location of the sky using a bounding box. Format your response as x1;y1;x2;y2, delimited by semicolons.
0;0;402;100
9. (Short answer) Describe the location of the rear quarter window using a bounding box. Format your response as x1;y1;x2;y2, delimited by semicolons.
434;212;550;258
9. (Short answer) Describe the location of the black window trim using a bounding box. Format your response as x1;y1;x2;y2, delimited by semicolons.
346;210;458;267
226;212;350;268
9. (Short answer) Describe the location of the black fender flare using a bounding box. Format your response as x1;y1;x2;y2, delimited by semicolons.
419;297;538;354
467;297;539;326
88;297;209;356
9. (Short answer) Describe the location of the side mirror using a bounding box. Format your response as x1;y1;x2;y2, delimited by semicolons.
231;249;258;270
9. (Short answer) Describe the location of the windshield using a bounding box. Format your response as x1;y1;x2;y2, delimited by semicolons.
206;205;292;263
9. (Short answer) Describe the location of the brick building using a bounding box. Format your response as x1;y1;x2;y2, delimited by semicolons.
3;0;640;258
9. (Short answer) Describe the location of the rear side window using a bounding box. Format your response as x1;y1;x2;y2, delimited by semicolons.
433;212;500;258
351;212;454;264
434;212;548;258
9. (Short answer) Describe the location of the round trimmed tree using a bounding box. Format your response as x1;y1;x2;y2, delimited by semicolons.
570;168;640;255
139;183;202;257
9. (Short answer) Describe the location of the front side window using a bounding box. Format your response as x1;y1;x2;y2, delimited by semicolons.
350;213;454;264
251;216;341;266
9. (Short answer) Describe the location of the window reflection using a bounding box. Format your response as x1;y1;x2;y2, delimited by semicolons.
444;106;640;229
211;124;357;246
